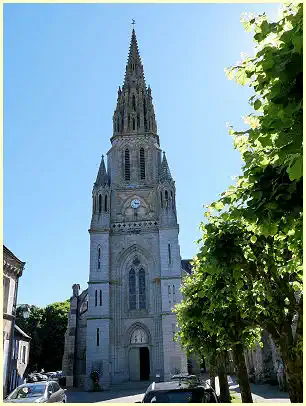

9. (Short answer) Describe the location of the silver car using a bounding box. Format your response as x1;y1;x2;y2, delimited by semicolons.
5;381;67;403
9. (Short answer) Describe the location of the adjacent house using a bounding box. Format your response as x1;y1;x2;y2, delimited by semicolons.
9;325;31;392
3;246;26;396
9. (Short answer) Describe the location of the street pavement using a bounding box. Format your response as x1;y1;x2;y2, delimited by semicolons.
66;375;290;403
220;375;290;403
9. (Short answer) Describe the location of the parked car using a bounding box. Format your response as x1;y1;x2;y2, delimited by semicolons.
138;380;219;403
26;373;48;383
5;381;67;403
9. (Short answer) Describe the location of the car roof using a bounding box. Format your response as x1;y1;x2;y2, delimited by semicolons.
18;382;48;387
147;380;211;392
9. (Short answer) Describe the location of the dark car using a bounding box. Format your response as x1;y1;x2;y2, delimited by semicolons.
5;381;67;403
139;380;219;403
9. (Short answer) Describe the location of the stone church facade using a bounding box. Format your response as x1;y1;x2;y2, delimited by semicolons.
62;28;188;390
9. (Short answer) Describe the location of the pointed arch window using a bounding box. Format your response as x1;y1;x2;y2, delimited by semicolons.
129;269;136;310
98;247;101;269
160;191;163;208
139;269;146;309
95;290;98;306
132;117;136;130
132;94;136;111
137;115;140;129
98;194;102;213
168;243;172;265
104;195;108;212
100;290;102;306
96;328;100;346
125;149;130;181
165;190;168;208
140;148;145;180
171;191;174;208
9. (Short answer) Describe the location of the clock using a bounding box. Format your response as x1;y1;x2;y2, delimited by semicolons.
131;199;141;209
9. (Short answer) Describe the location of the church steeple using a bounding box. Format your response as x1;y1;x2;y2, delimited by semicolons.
123;28;146;89
112;27;158;140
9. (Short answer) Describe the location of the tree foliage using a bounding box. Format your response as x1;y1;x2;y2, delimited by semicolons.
16;300;70;372
176;2;302;403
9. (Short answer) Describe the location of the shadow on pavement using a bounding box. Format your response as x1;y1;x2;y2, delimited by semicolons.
227;375;289;400
66;387;146;403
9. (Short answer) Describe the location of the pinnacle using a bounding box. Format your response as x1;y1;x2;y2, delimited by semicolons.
159;152;173;182
94;155;108;187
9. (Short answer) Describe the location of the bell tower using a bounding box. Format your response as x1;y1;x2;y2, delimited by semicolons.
85;26;187;389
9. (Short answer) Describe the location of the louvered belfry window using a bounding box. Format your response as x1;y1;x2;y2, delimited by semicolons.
140;148;145;179
125;149;130;181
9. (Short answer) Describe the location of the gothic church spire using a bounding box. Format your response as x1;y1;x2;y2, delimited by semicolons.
112;27;158;140
123;28;146;89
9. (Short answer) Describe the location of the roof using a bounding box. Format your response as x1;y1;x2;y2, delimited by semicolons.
147;380;210;393
181;259;193;274
18;381;49;387
14;324;31;339
3;245;25;266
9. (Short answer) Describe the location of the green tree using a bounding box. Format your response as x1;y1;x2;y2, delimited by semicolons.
16;300;70;372
175;269;259;403
16;306;44;371
175;309;230;402
40;301;70;371
199;217;302;402
200;2;303;402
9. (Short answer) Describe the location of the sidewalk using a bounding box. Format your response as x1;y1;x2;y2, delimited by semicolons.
211;375;290;403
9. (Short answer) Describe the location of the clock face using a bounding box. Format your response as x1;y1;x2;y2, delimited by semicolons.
131;199;141;209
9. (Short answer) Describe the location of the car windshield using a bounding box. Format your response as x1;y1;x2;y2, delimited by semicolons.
8;384;46;399
146;389;205;403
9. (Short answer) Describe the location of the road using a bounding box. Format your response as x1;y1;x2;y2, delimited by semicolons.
66;375;290;403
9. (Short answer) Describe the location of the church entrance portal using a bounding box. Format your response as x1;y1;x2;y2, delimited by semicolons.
140;347;150;380
129;347;150;381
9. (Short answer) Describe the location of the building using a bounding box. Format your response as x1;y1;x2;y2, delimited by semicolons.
9;325;31;393
3;245;26;396
62;27;188;390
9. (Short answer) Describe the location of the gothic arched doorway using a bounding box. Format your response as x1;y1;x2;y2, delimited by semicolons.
129;327;150;381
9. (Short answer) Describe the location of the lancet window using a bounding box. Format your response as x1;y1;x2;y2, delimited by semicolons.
98;247;101;269
125;149;130;181
140;148;145;180
129;266;146;310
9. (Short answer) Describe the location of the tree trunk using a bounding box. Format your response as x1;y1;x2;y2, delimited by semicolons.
217;352;231;403
232;343;253;403
209;360;216;391
277;322;303;403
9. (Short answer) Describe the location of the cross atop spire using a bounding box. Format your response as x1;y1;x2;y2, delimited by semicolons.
131;19;136;28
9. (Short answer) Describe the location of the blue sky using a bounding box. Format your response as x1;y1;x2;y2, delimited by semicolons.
4;3;280;307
